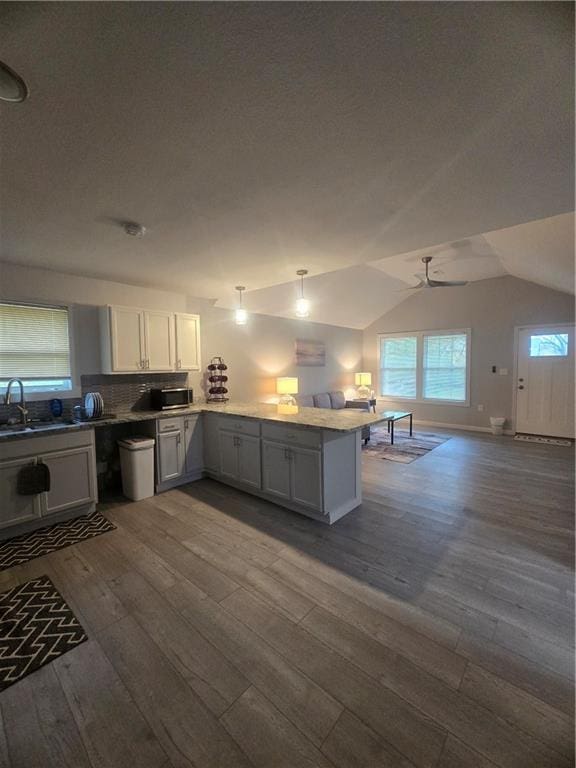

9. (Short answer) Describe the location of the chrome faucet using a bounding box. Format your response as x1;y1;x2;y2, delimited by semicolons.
5;379;28;426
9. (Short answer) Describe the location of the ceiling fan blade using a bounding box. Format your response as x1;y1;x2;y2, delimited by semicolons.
395;279;425;291
427;279;469;287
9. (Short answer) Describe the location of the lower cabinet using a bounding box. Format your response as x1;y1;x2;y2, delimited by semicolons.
157;429;184;483
155;414;204;491
0;430;97;536
219;430;261;489
40;446;96;515
0;457;42;528
262;440;322;512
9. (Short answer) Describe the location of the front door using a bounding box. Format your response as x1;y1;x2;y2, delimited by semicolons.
516;326;575;438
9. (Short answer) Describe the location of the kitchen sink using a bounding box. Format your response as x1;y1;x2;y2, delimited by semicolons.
0;422;73;434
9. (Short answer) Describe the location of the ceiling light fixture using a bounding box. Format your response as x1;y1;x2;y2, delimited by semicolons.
234;286;248;325
124;222;146;237
295;269;310;318
0;60;29;103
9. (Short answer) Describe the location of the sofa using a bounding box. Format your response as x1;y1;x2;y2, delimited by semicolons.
296;390;371;443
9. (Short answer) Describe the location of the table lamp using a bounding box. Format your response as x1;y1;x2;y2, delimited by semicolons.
276;377;298;405
354;372;372;399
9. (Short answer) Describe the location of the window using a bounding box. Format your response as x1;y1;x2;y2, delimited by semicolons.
0;302;74;395
529;333;568;357
380;336;417;398
379;329;470;404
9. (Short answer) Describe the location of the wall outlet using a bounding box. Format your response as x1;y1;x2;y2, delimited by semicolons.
477;404;484;412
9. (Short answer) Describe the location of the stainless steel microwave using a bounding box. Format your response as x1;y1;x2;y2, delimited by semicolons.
150;387;192;411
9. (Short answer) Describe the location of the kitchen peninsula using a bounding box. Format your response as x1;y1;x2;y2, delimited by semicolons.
0;402;387;530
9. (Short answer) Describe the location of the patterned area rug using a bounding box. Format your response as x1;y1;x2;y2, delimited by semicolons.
0;511;116;572
0;576;87;691
362;427;450;463
514;434;572;447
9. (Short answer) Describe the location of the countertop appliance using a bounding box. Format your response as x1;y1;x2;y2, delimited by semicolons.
150;387;193;411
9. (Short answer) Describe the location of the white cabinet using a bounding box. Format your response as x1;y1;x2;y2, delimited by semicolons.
158;429;184;484
202;414;220;473
262;440;322;512
144;310;175;371
154;414;204;491
184;415;203;475
107;306;146;372
262;442;291;501
219;430;261;489
290;446;322;511
100;306;198;374
175;313;201;371
0;430;97;538
0;457;42;529
40;446;96;515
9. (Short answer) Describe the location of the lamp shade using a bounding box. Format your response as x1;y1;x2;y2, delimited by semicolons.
355;372;372;386
276;377;299;395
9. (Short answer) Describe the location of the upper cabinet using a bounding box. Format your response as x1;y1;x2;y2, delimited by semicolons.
144;310;175;371
175;312;201;371
100;306;200;374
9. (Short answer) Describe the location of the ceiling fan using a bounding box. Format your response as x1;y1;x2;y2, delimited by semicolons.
403;256;469;290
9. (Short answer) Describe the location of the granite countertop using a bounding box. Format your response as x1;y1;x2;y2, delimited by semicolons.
0;401;388;442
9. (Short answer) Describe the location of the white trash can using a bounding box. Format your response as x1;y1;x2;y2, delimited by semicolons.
118;437;155;500
489;417;506;436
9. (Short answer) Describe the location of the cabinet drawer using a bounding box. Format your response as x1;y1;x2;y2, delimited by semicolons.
158;417;185;433
262;423;322;449
219;417;261;437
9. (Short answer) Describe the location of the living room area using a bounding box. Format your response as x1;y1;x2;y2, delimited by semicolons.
0;3;574;767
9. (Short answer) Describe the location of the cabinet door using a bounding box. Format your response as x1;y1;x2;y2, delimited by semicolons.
0;457;42;529
175;313;201;371
262;441;291;500
290;446;322;511
158;430;184;483
219;431;239;480
184;415;204;474
110;306;145;372
144;310;175;371
40;447;96;516
202;414;220;473
237;434;261;490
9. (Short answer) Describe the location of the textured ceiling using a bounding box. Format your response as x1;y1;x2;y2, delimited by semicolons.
0;2;573;326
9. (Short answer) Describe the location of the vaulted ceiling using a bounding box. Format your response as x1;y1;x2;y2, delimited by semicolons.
0;2;573;327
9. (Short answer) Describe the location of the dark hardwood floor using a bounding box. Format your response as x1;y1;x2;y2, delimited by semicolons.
0;430;573;768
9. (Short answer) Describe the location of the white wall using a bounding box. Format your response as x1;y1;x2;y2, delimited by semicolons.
0;262;362;401
363;275;575;430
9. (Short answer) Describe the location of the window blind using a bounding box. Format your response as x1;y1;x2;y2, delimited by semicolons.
0;303;71;379
423;333;467;401
379;336;418;398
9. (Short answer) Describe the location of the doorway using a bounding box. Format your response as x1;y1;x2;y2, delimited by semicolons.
515;325;575;438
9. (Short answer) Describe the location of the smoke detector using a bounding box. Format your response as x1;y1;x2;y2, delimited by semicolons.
124;222;146;237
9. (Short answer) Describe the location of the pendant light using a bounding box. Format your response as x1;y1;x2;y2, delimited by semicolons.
295;269;310;318
234;286;248;325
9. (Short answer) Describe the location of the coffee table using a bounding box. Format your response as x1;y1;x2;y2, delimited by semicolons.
379;410;413;445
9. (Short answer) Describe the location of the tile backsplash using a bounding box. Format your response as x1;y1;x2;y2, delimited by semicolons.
0;373;190;423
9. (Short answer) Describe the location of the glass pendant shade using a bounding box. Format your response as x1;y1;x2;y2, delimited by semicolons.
235;308;247;325
295;269;310;318
295;297;310;318
234;286;248;325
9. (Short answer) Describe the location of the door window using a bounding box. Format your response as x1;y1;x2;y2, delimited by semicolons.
529;334;569;357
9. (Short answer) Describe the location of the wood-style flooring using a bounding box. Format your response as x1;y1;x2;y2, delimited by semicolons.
0;430;573;768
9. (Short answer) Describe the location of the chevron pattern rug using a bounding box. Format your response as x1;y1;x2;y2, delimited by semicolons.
0;512;116;572
0;576;87;690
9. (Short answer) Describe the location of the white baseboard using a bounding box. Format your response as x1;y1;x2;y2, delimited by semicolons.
413;419;515;436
